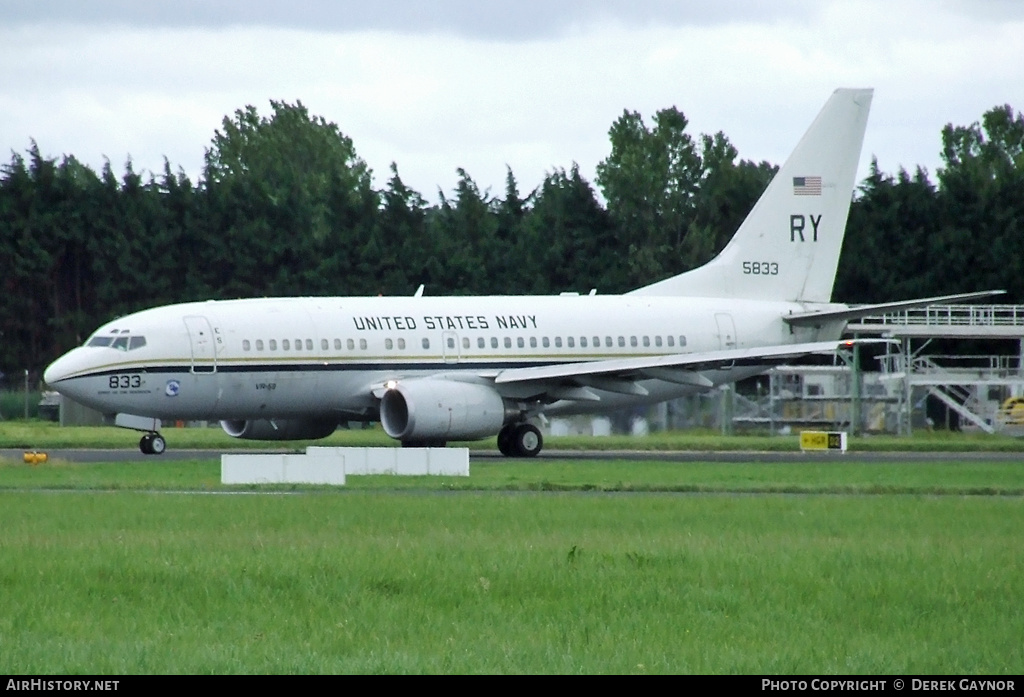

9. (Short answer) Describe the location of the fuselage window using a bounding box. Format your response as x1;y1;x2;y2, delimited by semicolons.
504;337;512;349
397;338;406;350
447;337;456;350
334;339;342;350
491;337;498;349
462;337;470;350
679;336;687;347
567;336;575;348
554;337;562;348
256;340;264;351
129;336;146;350
517;337;525;348
359;339;367;350
630;336;638;348
347;338;355;351
385;338;394;350
655;336;663;348
593;336;600;348
617;336;625;348
605;336;613;348
423;337;431;350
243;340;251;351
269;340;277;351
478;337;486;349
667;336;675;347
306;339;313;351
642;336;650;348
282;339;290;350
295;338;302;350
321;339;328;351
580;337;588;348
542;337;550;348
530;337;537;348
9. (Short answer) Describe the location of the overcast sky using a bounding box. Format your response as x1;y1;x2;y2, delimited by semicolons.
2;0;1022;199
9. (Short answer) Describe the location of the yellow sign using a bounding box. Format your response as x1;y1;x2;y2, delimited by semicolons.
800;431;847;452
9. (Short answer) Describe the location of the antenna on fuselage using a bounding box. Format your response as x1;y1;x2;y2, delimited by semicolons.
414;284;425;297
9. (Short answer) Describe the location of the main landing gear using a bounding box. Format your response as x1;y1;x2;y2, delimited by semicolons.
139;432;166;455
497;422;543;458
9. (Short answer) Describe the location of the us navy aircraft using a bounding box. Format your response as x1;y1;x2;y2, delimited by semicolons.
42;88;996;456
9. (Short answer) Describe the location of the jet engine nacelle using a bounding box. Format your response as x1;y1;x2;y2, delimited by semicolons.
220;418;338;441
380;380;511;441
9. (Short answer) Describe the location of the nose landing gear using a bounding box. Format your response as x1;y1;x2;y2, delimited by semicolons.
111;414;168;455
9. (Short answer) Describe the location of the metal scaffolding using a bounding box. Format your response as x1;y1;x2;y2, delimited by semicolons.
733;304;1024;435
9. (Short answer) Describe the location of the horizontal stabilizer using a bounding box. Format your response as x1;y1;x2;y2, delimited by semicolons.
784;291;1006;327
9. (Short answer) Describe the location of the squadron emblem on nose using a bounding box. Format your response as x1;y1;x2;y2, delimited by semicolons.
165;380;181;397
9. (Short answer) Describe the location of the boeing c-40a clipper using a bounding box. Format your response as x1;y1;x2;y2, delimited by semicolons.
43;88;997;456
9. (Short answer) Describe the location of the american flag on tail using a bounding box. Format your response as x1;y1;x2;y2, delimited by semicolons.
792;176;822;196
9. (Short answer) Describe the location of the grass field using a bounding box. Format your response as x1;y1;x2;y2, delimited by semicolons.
2;457;1024;496
0;454;1015;671
1;423;1022;674
0;489;1020;674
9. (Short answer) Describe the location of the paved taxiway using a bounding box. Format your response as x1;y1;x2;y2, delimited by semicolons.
3;448;1021;464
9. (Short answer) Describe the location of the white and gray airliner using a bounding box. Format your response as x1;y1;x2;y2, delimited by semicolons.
43;88;996;455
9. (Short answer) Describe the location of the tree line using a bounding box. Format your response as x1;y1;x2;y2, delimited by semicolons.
1;100;1022;374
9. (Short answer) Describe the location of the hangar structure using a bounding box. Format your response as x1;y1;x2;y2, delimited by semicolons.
734;303;1024;435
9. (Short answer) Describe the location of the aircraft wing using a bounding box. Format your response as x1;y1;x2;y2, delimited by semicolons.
784;291;1005;327
492;340;862;398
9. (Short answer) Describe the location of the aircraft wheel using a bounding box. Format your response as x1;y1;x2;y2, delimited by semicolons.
497;425;516;456
513;423;543;458
140;433;166;455
150;434;167;455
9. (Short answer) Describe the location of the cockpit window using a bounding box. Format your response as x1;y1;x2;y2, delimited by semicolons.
86;335;147;350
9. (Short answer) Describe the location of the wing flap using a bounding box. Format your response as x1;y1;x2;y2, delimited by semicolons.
639;367;715;387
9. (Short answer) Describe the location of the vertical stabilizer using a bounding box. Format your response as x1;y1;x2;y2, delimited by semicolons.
629;88;873;302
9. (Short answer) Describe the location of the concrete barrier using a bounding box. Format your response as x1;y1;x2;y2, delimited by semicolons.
221;453;346;485
221;448;469;484
306;446;469;476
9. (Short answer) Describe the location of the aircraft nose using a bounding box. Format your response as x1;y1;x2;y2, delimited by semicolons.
43;352;74;387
